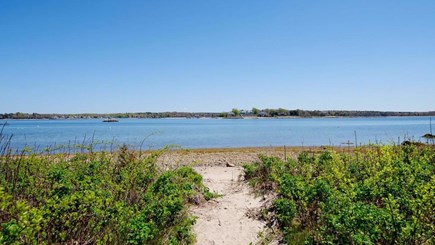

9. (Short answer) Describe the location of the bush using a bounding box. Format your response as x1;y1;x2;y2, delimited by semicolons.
244;146;435;244
0;145;213;244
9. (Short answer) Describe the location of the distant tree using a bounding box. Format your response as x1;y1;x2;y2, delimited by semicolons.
278;108;288;116
252;107;259;115
232;108;241;117
266;109;279;117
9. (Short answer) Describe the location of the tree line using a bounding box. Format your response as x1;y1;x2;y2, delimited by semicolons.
1;109;434;120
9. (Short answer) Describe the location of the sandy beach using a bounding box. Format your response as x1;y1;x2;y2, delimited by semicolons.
154;147;278;244
155;146;334;245
156;146;341;169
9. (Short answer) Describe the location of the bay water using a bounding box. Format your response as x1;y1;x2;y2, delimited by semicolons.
1;117;432;151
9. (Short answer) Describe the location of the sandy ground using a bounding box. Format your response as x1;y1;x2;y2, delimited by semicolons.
156;146;339;169
155;147;332;244
157;147;290;169
190;166;266;245
154;148;283;244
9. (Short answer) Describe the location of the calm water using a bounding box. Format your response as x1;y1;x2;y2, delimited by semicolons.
0;117;432;151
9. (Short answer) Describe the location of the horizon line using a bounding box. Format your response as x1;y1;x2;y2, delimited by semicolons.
2;109;435;115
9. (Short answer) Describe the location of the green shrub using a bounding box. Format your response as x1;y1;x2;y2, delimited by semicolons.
244;145;435;244
0;145;213;244
0;188;45;244
273;198;297;227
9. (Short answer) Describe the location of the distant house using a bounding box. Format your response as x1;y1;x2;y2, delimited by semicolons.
227;111;236;117
258;111;268;117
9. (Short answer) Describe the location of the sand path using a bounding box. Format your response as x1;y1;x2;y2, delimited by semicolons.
191;166;265;245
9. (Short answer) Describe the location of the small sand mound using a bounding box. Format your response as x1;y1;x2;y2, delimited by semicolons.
191;166;266;245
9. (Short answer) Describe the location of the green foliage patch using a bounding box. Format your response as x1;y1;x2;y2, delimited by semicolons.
244;145;435;244
0;145;213;244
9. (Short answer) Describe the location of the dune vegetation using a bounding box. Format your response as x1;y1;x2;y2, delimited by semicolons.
244;144;435;244
0;139;215;244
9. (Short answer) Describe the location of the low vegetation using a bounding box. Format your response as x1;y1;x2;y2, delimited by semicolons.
244;145;435;244
0;142;215;244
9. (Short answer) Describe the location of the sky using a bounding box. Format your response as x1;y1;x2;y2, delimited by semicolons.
1;1;434;113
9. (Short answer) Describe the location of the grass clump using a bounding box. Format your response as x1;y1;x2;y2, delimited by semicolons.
244;145;435;244
0;143;213;244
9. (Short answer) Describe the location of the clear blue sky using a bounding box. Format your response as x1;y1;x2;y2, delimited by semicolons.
1;1;434;113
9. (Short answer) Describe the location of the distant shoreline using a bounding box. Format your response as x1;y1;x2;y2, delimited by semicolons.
1;109;434;120
1;115;433;121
